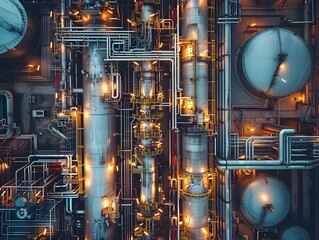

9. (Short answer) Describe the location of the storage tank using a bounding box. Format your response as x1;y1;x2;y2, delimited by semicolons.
238;175;290;227
281;226;310;240
237;28;312;98
0;0;28;55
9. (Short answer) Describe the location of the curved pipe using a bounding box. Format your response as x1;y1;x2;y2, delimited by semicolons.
215;129;296;168
0;90;14;139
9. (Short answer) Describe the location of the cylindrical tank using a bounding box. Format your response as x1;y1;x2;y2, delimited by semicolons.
182;132;208;174
83;40;116;239
238;175;290;227
181;0;209;115
237;28;312;98
182;185;210;240
281;226;311;240
140;155;156;204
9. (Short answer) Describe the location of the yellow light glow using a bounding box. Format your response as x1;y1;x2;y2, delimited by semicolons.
152;61;157;65
37;65;40;71
86;179;91;187
187;100;194;110
143;231;149;236
107;9;113;14
103;198;109;208
260;193;269;203
43;228;47;235
134;226;140;231
154;212;160;217
250;128;255;133
50;11;53;18
187;46;193;57
82;14;90;22
50;42;53;49
159;42;163;48
279;63;286;70
73;10;80;16
133;61;139;66
127;19;133;24
250;23;257;27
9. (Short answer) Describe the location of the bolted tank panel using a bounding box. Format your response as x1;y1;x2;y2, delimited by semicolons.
281;226;311;240
237;28;312;98
240;175;290;227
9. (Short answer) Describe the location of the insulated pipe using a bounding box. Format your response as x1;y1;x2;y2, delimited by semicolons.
215;0;232;239
0;90;14;139
83;41;116;239
60;0;67;111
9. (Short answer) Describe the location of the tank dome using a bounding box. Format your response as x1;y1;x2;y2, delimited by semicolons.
237;28;312;98
281;226;310;240
240;175;290;227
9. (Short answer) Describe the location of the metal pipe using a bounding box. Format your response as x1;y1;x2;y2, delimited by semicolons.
216;129;296;167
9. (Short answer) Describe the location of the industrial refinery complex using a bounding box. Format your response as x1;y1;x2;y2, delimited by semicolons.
0;0;318;239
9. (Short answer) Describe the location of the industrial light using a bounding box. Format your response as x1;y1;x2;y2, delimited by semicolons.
43;228;47;235
133;61;139;66
154;212;160;217
280;78;287;83
250;23;257;27
107;9;113;14
127;19;133;24
134;226;139;231
143;231;149;236
1;191;6;196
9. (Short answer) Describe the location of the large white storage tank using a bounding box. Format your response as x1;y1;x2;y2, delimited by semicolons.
238;175;290;227
237;28;312;98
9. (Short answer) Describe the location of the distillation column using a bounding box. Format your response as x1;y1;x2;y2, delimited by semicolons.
83;10;116;240
180;0;211;239
132;1;163;238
